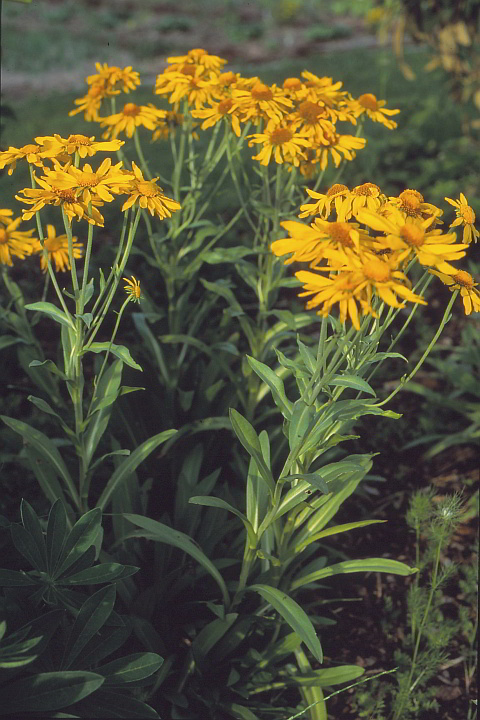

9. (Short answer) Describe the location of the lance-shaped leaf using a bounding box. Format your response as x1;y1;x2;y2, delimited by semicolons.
291;558;418;591
286;664;365;687
294;519;386;553
246;356;293;419
328;374;376;396
84;342;142;371
68;688;160;718
1;416;79;508
191;614;238;666
248;584;322;663
20;499;48;570
123;514;229;606
189;496;257;548
0;569;37;587
61;585;116;669
96;652;163;685
46;500;67;574
24;301;75;329
84;360;123;468
54;508;102;579
29;359;67;380
0;671;104;714
57;563;138;585
229;409;274;495
96;429;177;511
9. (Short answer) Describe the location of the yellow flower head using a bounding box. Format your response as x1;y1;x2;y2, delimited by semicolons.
445;193;479;244
314;131;367;171
32;224;83;273
388;189;442;222
42;158;132;206
339;183;384;219
123;275;142;303
230;81;293;124
100;103;166;140
353;93;400;129
0;215;36;266
430;268;480;315
247;121;312;166
69;83;107;121
298;184;350;220
120;162;182;220
87;63;141;94
0;142;58;176
166;49;227;72
16;181;105;227
36;134;124;159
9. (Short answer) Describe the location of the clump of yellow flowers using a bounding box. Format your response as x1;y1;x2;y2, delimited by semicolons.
272;184;480;326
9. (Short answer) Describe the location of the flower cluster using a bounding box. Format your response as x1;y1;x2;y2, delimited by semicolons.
271;185;480;326
67;56;400;175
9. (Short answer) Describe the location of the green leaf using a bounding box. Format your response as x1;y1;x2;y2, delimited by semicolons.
288;399;315;453
202;246;254;264
0;569;37;586
0;672;104;714
123;514;229;606
189;496;257;548
229;409;274;495
190;615;238;665
295;519;386;553
96;652;163;685
10;524;47;572
62;585;116;670
69;688;160;718
282;473;329;494
96;429;177;511
227;704;261;720
84;342;142;371
287;664;365;687
75;312;93;328
246;431;269;534
29;359;67;380
46;500;67;574
20;499;48;570
58;563;138;586
84;360;123;468
291;558;418;590
24;302;74;329
0;335;25;351
54;508;102;579
1;416;79;509
246;355;293;419
27;395;64;422
248;584;322;662
329;374;376;397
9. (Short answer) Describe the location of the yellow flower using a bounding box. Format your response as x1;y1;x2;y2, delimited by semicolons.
36;134;124;159
120;162;181;220
155;66;218;109
314;131;367;170
123;275;142;303
289;100;336;138
191;98;242;136
0;143;57;175
339;183;384;219
69;83;107;121
271;217;371;268
430;268;480;315
298;184;350;219
86;63;141;94
100;103;166;139
0;216;36;266
16;182;105;227
388;189;442;222
43;158;132;205
230;81;293;124
166;49;227;72
352;93;400;129
357;209;469;274
32;224;83;273
445;193;479;244
152;111;185;141
0;209;14;224
247;121;311;166
296;250;426;330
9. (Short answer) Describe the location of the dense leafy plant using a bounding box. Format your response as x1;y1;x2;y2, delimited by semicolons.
0;499;163;717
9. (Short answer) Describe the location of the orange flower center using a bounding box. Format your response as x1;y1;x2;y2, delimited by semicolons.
68;134;91;146
45;236;63;252
298;101;327;123
54;188;77;201
358;93;378;110
89;83;105;98
398;189;424;212
353;182;381;197
363;258;391;282
77;171;99;187
22;144;39;154
329;222;354;247
460;204;475;224
251;82;273;101
181;65;197;77
0;228;8;244
218;71;236;85
123;103;140;116
189;48;206;59
452;270;474;288
401;222;425;246
136;180;159;197
270;128;293;145
284;77;302;90
218;98;234;114
327;183;349;197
